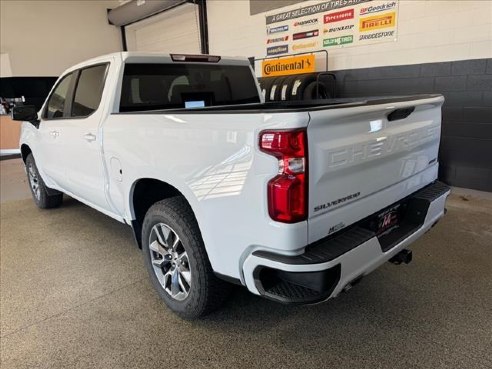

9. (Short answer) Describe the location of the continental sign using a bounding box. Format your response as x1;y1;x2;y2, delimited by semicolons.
262;55;315;77
359;12;396;32
323;35;353;47
292;41;317;51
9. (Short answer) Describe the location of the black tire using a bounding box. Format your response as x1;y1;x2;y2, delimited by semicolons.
258;77;276;102
269;76;289;101
302;80;332;100
142;196;231;319
279;75;298;101
288;73;317;100
25;153;63;209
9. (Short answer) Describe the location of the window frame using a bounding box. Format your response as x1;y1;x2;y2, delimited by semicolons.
42;72;77;120
69;62;110;119
42;62;110;121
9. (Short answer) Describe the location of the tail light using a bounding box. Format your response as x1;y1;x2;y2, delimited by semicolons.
259;129;308;223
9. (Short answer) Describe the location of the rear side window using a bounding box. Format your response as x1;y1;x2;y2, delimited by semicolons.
120;63;260;112
44;73;74;119
71;64;108;117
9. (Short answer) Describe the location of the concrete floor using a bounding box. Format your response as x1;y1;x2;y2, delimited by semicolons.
1;158;491;369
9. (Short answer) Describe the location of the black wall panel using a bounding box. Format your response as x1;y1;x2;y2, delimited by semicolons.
0;77;57;110
332;58;492;192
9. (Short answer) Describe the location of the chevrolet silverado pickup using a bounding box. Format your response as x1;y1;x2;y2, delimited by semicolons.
14;52;450;319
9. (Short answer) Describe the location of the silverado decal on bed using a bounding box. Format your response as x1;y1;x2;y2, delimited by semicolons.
314;192;361;212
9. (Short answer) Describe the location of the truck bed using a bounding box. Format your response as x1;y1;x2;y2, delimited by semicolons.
115;94;442;114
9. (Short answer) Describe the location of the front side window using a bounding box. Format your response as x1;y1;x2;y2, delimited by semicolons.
71;64;108;118
44;73;73;119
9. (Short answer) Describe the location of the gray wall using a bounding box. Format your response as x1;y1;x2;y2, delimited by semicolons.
333;58;492;192
0;0;120;77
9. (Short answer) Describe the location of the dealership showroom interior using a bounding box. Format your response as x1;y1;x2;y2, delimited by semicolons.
0;0;491;368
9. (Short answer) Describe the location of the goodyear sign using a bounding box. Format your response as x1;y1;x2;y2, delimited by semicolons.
262;55;315;77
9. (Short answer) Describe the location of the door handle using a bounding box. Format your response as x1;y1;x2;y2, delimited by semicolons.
84;133;96;142
50;130;59;137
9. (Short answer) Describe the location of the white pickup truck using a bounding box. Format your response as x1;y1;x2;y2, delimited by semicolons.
14;52;450;319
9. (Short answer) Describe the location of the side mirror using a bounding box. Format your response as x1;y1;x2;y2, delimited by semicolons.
12;105;39;125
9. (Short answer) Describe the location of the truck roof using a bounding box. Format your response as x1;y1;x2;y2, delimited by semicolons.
63;52;251;75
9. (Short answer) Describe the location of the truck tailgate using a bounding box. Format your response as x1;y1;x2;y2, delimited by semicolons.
307;95;444;243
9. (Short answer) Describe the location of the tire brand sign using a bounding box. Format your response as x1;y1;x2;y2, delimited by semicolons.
325;25;355;33
263;0;399;55
324;9;354;23
359;11;396;32
292;41;317;51
267;36;289;44
266;45;289;56
359;30;394;40
360;1;397;15
267;25;289;34
261;55;315;77
292;29;319;40
324;35;354;47
293;18;318;27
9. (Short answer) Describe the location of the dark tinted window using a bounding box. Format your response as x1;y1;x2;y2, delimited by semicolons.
71;64;108;117
44;73;73;119
120;63;260;112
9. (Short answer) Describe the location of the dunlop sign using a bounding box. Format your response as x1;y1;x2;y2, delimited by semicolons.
262;55;315;77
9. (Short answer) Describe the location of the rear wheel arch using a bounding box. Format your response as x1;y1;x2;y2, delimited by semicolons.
129;178;200;249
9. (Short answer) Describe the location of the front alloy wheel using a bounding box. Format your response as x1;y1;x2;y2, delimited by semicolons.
27;161;41;201
149;223;192;301
24;153;63;209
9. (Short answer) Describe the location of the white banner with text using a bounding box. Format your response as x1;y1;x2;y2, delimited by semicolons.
265;0;399;56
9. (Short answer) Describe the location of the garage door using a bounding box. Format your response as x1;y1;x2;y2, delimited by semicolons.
125;3;201;54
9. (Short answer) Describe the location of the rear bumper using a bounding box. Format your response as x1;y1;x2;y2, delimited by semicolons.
242;181;450;304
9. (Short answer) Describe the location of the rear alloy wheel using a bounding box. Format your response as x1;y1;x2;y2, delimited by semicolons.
25;154;63;209
149;223;192;301
142;197;231;319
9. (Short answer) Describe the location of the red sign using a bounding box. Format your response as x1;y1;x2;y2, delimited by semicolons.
292;29;319;40
324;9;354;23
